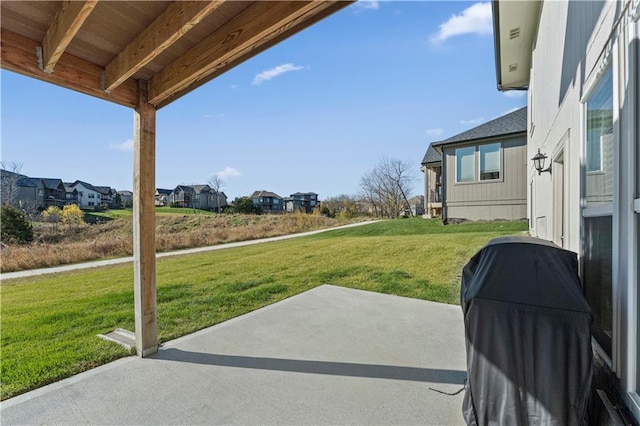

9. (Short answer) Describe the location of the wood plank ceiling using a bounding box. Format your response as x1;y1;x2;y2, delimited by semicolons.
1;1;352;109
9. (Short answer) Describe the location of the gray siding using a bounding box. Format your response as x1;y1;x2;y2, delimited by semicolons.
443;136;527;221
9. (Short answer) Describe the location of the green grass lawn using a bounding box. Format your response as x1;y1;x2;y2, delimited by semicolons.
0;218;527;400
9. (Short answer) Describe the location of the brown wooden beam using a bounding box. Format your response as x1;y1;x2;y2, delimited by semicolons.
1;29;138;108
133;79;158;358
104;0;225;93
42;0;99;73
149;1;347;106
155;1;352;108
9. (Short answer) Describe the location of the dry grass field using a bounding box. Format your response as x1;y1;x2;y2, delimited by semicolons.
1;211;360;272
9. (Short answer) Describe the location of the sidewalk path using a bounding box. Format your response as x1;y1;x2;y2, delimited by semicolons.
1;220;379;280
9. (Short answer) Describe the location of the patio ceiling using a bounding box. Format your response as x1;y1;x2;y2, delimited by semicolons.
0;0;351;109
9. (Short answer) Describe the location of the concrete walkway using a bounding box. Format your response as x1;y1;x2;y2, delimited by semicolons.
1;221;379;280
1;285;467;425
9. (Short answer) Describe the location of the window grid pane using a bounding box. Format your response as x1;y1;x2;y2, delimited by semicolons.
480;143;501;180
456;147;475;182
585;67;613;207
583;215;613;356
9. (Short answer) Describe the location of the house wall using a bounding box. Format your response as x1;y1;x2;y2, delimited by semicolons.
74;184;100;208
529;1;639;420
442;136;527;221
421;163;441;218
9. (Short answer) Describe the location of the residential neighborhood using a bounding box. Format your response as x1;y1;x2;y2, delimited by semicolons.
1;169;332;216
1;0;639;424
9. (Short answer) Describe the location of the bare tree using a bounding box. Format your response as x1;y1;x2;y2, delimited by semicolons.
359;157;415;219
1;162;24;208
208;175;224;213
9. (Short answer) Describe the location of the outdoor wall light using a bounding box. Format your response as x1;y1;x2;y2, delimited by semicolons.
532;149;552;175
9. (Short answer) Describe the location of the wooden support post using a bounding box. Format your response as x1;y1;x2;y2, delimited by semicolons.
133;79;158;357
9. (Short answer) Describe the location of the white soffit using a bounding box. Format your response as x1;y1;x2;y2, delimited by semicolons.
495;0;541;91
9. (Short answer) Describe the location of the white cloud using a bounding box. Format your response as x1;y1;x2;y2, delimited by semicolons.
503;91;526;98
216;167;242;179
425;128;444;138
109;139;133;151
460;117;484;125
252;63;306;86
353;0;379;12
430;2;492;44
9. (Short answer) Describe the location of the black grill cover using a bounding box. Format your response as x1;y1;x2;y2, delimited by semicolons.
461;236;592;426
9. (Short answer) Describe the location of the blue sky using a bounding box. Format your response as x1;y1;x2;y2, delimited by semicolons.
1;1;525;201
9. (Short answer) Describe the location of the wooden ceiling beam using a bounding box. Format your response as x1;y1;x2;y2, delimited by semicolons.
104;0;225;93
1;29;138;108
148;1;344;107
41;0;98;73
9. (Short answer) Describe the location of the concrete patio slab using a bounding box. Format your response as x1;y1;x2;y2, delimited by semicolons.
1;285;467;425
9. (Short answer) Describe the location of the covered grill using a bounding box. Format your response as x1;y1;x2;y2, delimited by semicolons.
461;236;592;425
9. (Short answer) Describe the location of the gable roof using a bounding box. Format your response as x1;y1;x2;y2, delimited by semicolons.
70;180;100;192
156;188;172;195
173;185;195;193
250;190;282;200
421;144;442;165
433;107;527;148
35;178;65;190
190;184;211;193
94;186;113;195
16;177;39;188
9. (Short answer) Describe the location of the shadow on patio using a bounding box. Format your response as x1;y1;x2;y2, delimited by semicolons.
2;285;467;425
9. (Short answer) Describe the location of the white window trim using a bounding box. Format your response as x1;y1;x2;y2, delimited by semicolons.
580;58;617;369
454;143;503;184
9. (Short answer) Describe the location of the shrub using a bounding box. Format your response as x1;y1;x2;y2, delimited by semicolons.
1;205;34;244
61;204;85;225
41;206;62;223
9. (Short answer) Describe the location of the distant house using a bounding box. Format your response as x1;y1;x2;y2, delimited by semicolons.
118;190;133;208
284;192;318;213
250;190;283;213
65;184;79;205
169;185;195;208
95;186;117;208
155;188;171;207
1;169;41;211
169;185;227;211
406;195;425;217
420;144;442;218
1;170;67;211
429;107;528;222
67;180;101;209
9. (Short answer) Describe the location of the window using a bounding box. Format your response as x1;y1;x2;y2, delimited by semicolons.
273;199;280;204
582;65;613;357
38;189;43;196
586;69;613;174
88;202;94;206
456;143;502;182
456;147;475;182
583;215;613;355
479;143;501;180
88;193;95;199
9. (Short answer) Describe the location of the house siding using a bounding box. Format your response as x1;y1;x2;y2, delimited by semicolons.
526;1;639;421
442;136;527;221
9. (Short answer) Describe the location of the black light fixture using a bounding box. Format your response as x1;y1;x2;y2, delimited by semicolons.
532;149;552;175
